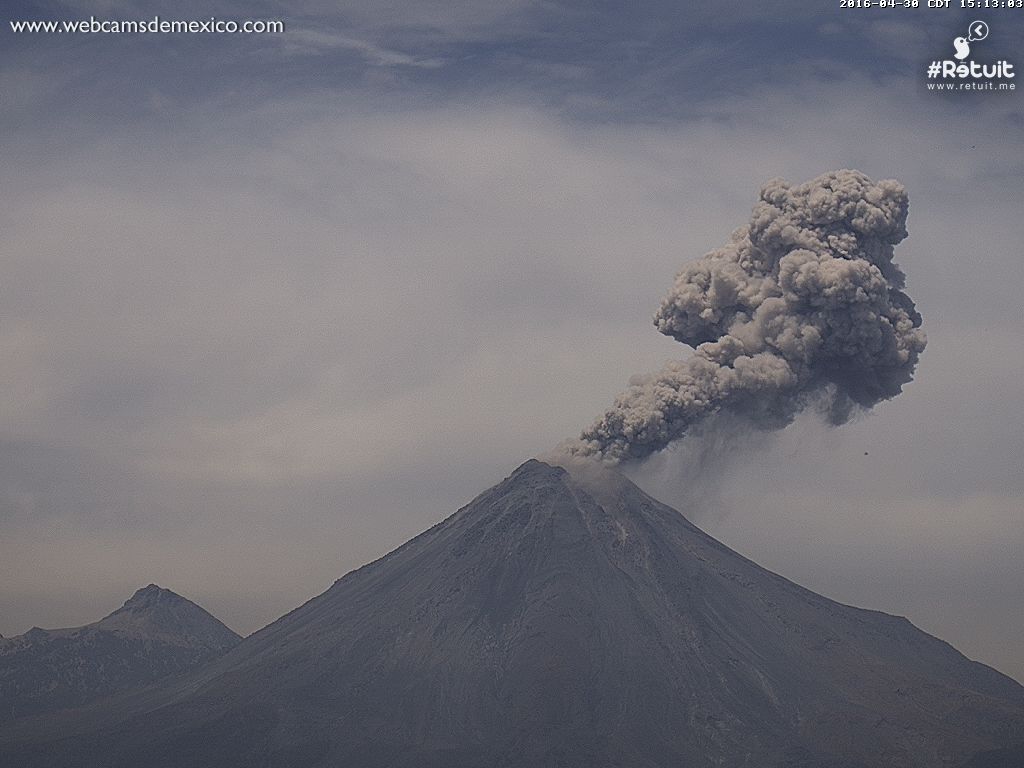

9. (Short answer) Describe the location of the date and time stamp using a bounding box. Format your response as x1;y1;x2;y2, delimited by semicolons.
840;0;1023;8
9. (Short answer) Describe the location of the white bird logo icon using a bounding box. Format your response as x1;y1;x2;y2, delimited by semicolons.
953;37;970;60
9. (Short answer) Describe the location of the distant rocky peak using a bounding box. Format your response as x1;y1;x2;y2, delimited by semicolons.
120;584;184;611
92;586;240;651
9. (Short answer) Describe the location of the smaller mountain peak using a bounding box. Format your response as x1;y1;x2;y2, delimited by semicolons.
0;589;241;724
122;584;183;609
94;587;240;650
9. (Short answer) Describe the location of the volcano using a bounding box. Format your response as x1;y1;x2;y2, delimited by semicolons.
1;460;1022;767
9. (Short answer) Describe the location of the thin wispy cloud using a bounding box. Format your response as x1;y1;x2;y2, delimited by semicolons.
282;28;444;67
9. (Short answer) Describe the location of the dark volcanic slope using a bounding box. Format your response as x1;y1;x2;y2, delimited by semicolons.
2;461;1023;767
0;585;240;722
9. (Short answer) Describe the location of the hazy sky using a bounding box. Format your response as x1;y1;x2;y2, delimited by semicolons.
2;1;1023;681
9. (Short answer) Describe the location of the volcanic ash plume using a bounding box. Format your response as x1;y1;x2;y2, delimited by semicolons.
567;169;926;464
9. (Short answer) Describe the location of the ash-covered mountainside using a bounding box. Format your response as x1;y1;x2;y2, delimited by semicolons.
1;461;1022;767
0;585;240;722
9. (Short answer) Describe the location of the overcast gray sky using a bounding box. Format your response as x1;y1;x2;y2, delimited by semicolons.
2;1;1023;681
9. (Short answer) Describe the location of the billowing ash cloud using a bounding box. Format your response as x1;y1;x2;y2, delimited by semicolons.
566;170;926;463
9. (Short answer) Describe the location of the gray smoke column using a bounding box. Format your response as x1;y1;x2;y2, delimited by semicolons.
566;169;926;463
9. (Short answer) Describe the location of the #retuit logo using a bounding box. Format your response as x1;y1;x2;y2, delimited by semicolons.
925;20;1016;91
